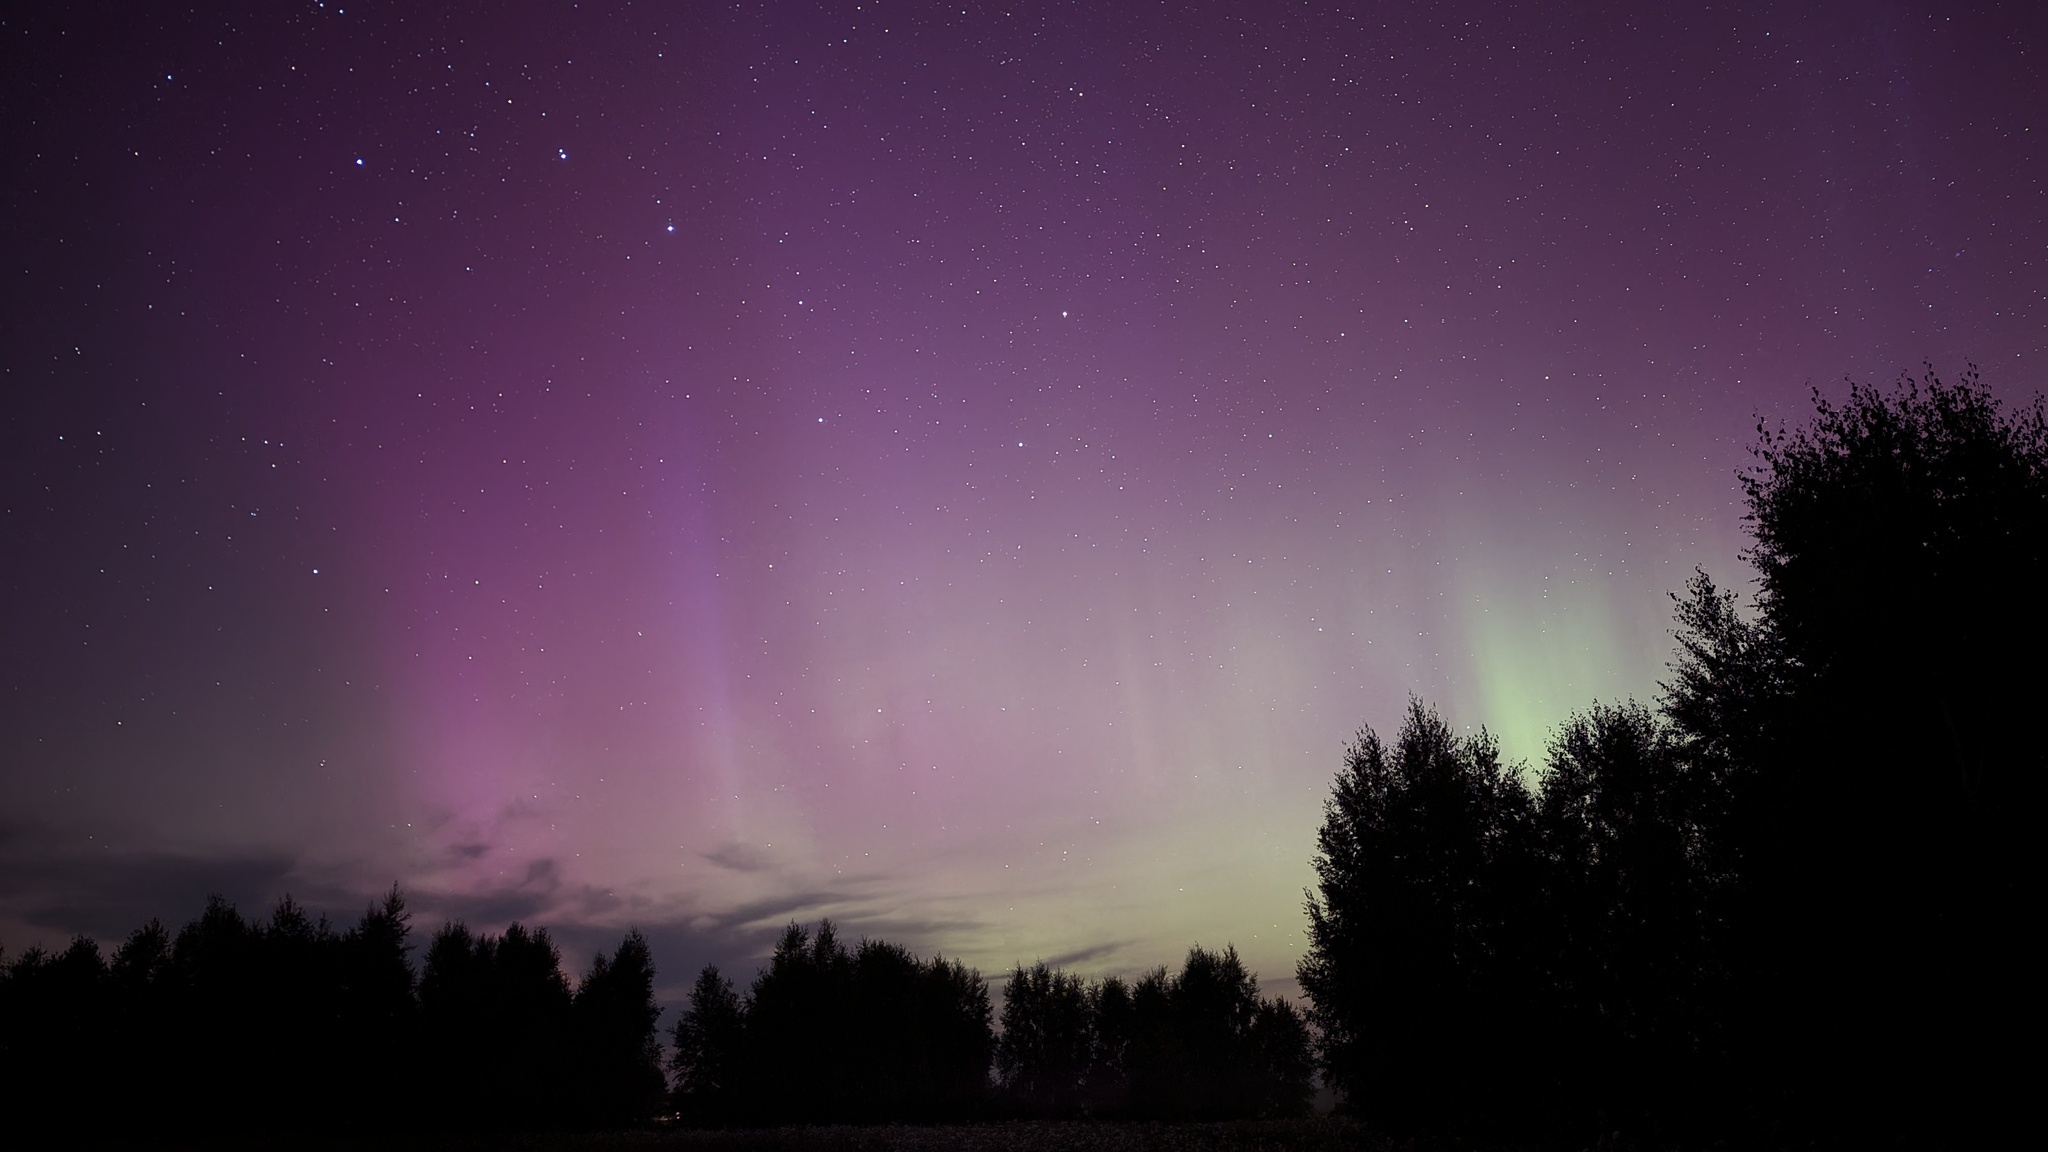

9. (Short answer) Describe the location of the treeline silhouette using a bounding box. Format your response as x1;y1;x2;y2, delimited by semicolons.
0;889;663;1133
995;947;1312;1120
1300;368;2044;1145
1;894;1309;1133
671;921;989;1124
669;924;1312;1125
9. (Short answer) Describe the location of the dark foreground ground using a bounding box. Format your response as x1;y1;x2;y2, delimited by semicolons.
49;1119;1392;1152
489;1121;1372;1152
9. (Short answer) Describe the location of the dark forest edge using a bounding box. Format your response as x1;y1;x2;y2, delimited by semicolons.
0;894;1312;1134
670;924;1312;1125
1295;368;2042;1146
3;367;2041;1147
0;889;667;1132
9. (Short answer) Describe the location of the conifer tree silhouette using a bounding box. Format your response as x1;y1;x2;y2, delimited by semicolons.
333;887;418;1124
244;896;340;1125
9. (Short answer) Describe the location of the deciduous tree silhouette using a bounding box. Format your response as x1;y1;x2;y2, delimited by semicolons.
671;964;745;1123
837;938;985;1120
1535;701;1721;1134
109;919;175;1125
694;921;994;1125
1296;368;2044;1144
1668;367;2047;1140
1298;699;1540;1134
1125;946;1312;1121
0;936;109;1132
419;920;574;1127
1085;975;1134;1113
996;962;1093;1115
569;929;665;1127
736;920;854;1122
1245;994;1315;1119
995;949;1310;1122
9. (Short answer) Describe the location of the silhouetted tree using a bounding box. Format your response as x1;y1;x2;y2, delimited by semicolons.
736;920;853;1122
671;965;745;1123
1122;966;1175;1117
419;920;574;1127
861;941;992;1120
0;889;714;1134
835;938;985;1120
1245;995;1315;1119
164;894;264;1130
843;939;926;1119
997;962;1094;1115
1121;946;1312;1120
1298;699;1541;1134
669;922;994;1126
995;948;1309;1123
1294;368;2045;1144
1668;367;2048;1141
925;953;998;1115
0;936;109;1132
418;920;485;1117
244;896;344;1125
1085;975;1134;1113
569;929;665;1127
108;919;175;1126
332;887;418;1125
1534;701;1722;1134
68;892;410;1131
1148;950;1250;1118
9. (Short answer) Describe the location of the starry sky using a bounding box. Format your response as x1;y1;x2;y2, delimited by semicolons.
3;1;2042;996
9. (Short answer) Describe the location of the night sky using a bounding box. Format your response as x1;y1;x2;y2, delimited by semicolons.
4;1;2042;996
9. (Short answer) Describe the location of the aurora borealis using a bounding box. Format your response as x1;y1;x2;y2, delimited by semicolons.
3;2;2042;997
